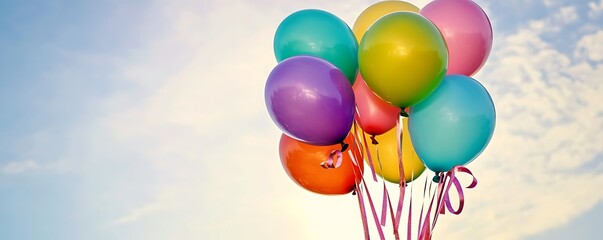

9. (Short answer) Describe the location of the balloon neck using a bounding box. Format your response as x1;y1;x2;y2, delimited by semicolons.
433;173;442;183
400;108;409;117
341;142;349;152
370;135;379;145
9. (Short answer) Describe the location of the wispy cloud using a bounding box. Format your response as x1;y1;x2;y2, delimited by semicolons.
1;160;39;174
575;30;603;61
554;6;578;24
589;0;603;18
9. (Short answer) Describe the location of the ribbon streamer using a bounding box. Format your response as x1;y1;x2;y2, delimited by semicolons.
353;121;379;182
349;149;370;240
349;151;386;240
407;172;415;240
373;144;389;228
394;117;407;231
417;173;430;236
418;177;437;240
356;186;371;240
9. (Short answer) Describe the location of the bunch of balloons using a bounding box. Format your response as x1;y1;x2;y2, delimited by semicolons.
265;0;495;238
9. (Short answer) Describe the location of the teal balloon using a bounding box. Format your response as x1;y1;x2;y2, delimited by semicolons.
409;75;496;173
274;9;358;84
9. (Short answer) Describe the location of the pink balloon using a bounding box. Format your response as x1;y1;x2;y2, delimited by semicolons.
353;74;400;136
420;0;493;76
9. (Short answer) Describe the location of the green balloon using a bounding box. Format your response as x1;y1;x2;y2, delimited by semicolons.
274;9;358;84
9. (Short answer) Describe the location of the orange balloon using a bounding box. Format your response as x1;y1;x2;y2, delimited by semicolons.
279;133;364;195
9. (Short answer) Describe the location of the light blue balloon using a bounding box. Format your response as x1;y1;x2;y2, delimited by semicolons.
273;9;358;84
409;75;496;173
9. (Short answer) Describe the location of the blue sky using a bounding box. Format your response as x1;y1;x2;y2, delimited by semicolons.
0;0;602;239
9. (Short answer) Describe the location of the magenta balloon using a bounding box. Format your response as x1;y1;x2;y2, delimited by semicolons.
420;0;493;76
265;56;355;146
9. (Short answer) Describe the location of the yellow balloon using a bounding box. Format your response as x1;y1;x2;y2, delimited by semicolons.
353;1;420;43
361;118;425;184
358;11;448;108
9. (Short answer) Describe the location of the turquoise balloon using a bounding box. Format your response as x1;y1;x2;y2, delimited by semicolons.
274;9;358;84
409;75;496;173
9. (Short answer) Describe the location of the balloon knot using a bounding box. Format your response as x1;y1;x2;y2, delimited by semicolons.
370;135;379;145
352;190;357;195
400;108;409;117
341;142;349;152
433;174;441;183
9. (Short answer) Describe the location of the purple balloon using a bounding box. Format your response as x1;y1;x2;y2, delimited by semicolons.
265;56;355;146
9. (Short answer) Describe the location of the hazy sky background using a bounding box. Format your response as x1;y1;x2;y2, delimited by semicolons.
1;0;602;239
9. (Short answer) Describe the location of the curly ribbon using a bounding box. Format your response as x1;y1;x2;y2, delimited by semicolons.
417;166;478;239
432;166;478;233
320;149;342;169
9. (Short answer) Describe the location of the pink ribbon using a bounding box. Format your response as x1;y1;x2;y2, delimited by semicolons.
320;149;342;169
354;120;378;182
380;182;388;227
418;178;437;240
394;118;407;232
354;121;392;237
348;149;370;240
362;178;386;240
355;186;371;240
418;166;478;239
417;174;430;236
407;172;415;240
437;166;478;216
372;144;392;229
349;151;386;240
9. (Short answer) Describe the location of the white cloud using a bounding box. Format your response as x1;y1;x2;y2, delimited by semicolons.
110;201;161;226
526;5;581;34
575;30;603;61
554;6;579;24
544;0;556;7
589;0;603;18
1;160;39;174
